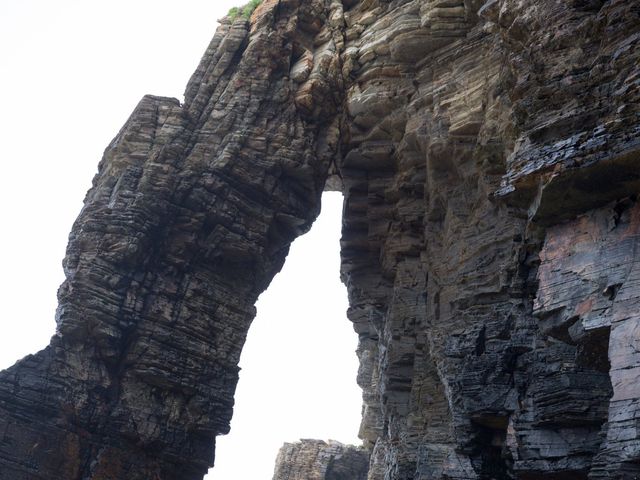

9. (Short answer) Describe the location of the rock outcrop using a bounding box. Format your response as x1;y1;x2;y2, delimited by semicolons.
1;0;639;479
273;440;369;480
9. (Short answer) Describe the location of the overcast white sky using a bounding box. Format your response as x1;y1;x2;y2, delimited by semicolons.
0;2;362;478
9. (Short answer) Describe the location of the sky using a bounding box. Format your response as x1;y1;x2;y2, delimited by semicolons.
0;2;362;478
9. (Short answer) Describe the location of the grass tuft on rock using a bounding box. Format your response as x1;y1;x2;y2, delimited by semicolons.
227;0;262;20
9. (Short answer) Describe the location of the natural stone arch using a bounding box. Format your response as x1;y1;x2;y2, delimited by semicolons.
1;0;640;479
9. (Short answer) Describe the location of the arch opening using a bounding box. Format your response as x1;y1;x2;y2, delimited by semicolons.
207;192;363;478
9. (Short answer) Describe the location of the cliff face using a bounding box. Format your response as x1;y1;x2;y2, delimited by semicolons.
0;0;639;479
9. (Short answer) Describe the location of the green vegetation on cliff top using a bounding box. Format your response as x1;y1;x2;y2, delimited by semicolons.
227;0;262;20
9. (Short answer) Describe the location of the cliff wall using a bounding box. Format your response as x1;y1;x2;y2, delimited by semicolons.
0;0;639;479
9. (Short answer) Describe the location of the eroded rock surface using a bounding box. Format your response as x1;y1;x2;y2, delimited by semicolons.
273;439;369;480
1;0;639;479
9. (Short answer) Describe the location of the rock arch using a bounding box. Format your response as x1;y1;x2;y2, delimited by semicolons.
1;0;639;479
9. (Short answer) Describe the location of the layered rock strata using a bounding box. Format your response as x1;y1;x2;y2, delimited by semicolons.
273;439;369;480
0;0;639;479
0;5;342;479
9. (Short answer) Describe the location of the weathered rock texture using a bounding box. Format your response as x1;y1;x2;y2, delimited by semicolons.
273;439;369;480
1;0;639;479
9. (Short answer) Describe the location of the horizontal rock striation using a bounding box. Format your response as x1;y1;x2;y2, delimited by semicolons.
273;439;369;480
0;3;342;479
338;0;639;478
1;0;639;479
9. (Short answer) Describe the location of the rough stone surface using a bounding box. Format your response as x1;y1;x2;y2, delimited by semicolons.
1;0;640;479
273;439;369;480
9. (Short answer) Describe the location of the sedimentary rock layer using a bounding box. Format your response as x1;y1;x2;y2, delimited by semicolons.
272;439;369;480
0;4;341;478
0;0;639;479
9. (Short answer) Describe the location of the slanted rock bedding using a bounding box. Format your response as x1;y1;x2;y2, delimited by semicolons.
0;0;639;478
